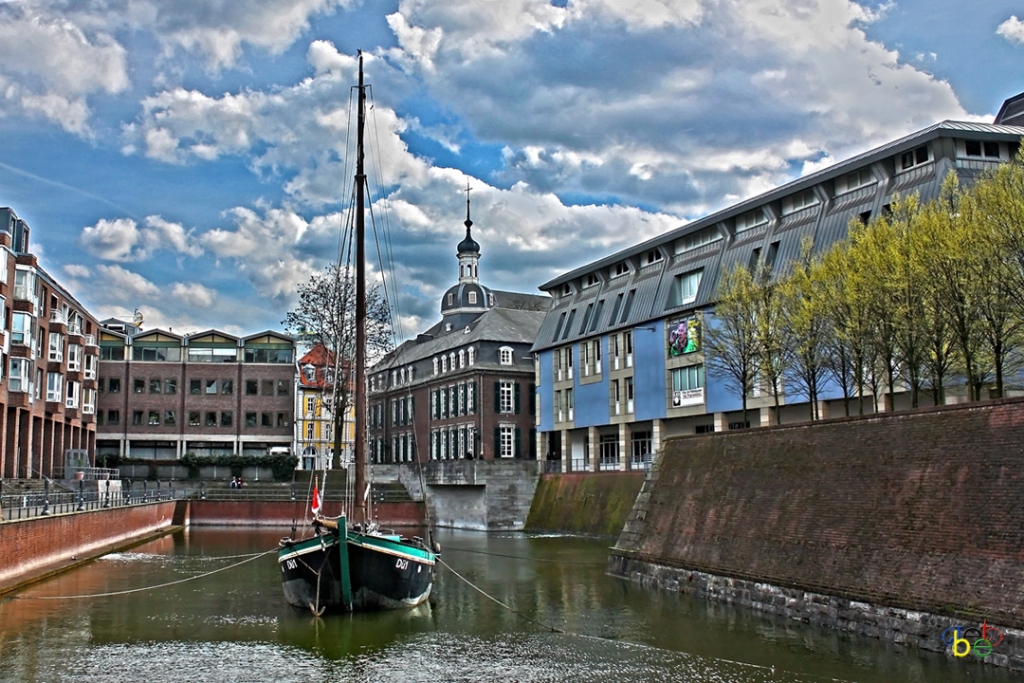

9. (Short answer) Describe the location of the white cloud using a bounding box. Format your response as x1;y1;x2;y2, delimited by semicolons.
63;264;92;279
95;265;161;300
171;282;216;308
997;16;1024;45
79;215;203;261
0;5;128;134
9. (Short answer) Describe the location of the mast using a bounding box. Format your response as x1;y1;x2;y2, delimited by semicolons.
354;51;367;523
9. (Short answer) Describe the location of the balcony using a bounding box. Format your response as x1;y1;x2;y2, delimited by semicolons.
68;322;84;337
49;310;67;327
84;334;97;347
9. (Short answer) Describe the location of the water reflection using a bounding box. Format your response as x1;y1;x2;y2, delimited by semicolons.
0;527;1013;683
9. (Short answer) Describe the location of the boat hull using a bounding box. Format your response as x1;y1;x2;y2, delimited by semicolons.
278;528;435;613
278;533;345;612
347;532;435;610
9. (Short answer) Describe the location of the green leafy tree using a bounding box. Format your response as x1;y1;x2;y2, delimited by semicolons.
703;263;760;427
781;237;829;420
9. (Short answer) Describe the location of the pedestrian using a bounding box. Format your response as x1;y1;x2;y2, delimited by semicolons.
230;477;237;489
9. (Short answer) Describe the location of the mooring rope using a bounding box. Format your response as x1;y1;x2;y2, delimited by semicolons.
436;556;858;683
13;548;278;600
437;557;564;633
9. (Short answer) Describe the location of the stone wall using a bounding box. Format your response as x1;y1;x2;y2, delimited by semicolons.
526;472;645;537
609;398;1024;668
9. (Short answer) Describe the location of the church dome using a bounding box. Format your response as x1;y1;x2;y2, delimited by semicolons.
441;282;492;315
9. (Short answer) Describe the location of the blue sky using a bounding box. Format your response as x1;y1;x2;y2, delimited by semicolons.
0;0;1020;339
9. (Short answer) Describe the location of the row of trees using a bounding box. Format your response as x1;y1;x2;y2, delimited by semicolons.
704;155;1024;425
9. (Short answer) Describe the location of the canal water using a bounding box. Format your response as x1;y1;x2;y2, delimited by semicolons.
0;527;1012;682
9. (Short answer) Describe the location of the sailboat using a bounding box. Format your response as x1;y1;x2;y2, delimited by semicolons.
277;51;437;614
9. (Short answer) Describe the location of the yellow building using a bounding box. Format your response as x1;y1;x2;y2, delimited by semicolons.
296;344;353;470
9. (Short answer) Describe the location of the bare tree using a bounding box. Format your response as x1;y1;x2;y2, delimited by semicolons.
703;264;760;427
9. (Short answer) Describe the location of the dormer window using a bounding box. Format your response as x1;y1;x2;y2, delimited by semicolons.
612;262;629;278
468;291;477;304
499;346;513;365
781;190;819;216
735;208;768;233
447;293;453;306
835;168;876;195
561;284;572;296
899;145;931;171
433;358;439;375
584;273;600;288
468;347;476;365
963;140;1000;159
645;249;662;265
488;293;495;306
441;355;447;373
459;349;465;367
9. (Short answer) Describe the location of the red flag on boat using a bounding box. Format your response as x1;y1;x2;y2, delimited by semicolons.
311;478;322;515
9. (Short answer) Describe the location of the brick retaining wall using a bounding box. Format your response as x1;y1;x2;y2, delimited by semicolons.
609;397;1024;668
0;503;176;593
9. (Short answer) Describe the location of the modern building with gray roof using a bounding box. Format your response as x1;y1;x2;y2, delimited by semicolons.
531;93;1024;473
367;199;549;464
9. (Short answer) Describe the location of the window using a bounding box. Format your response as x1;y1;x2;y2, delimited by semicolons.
8;357;29;392
100;345;125;361
782;189;819;215
735;208;768;233
499;347;513;366
149;378;161;393
468;291;477;304
222;379;233;395
148;410;160;426
674;270;702;306
441;355;447;373
899;145;930;171
585;273;599;288
246;380;258;395
626;377;634;413
165;378;177;394
262;413;272;427
132;345;182;362
306;397;316;414
82;387;95;414
189;379;201;394
206;412;217;426
107;410;120;425
11;312;32;346
133;411;144;426
672;365;705;391
613;261;630;278
165;410;176;426
134;378;145;393
277;380;289;396
566;387;575;421
45;370;62;403
644;249;662;265
48;332;63;362
835;167;875;194
677;227;722;253
67;343;81;371
84;354;97;380
307;422;315;440
187;347;237;363
277;412;289;427
467;382;476;413
246;412;257;427
109;378;121;393
468;347;475;365
499;425;516;458
203;379;216;395
499;381;515;413
221;412;232;427
964;140;1001;158
188;411;200;426
244;347;293;363
262;380;274;395
600;434;619;471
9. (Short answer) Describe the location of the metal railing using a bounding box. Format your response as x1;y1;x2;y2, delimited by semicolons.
56;466;120;481
0;484;188;522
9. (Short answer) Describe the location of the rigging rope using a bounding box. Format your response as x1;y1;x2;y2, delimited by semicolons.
12;548;277;601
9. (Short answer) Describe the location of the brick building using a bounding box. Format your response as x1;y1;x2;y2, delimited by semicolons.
96;324;296;460
0;207;101;479
367;200;548;463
